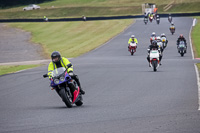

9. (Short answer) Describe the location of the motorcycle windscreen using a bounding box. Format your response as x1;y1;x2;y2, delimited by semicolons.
52;67;66;77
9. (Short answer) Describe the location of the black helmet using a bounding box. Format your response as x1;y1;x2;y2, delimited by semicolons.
152;40;157;45
51;51;61;63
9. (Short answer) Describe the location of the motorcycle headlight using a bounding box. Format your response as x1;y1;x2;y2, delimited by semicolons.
54;79;59;84
60;76;65;82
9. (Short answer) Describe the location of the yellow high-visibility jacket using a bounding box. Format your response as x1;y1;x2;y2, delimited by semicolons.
48;57;73;78
128;38;138;44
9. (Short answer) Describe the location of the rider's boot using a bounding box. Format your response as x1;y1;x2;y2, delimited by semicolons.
73;74;85;95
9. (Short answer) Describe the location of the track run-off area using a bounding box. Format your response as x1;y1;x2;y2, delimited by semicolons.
0;17;200;133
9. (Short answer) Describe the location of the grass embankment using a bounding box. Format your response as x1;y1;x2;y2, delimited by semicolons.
0;64;41;76
1;19;133;75
9;19;133;58
192;17;200;58
191;17;200;70
0;0;200;19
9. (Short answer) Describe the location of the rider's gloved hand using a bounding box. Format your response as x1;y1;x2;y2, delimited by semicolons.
68;71;74;77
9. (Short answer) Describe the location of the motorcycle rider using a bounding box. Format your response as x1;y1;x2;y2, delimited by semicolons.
168;14;172;22
169;22;175;30
149;13;154;21
147;40;162;67
150;32;157;44
161;33;168;47
128;35;138;51
177;34;187;49
48;51;85;95
156;14;160;19
161;33;168;44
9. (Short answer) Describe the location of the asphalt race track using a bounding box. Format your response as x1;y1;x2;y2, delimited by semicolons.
1;17;200;133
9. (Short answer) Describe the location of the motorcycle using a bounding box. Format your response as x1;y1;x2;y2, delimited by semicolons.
144;17;148;25
156;18;160;24
43;65;83;108
178;41;187;57
149;16;153;22
157;41;164;53
129;42;137;55
170;26;175;35
161;37;167;49
149;49;160;72
168;16;172;23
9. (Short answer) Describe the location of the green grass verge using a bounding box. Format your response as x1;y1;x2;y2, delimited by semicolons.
192;17;200;71
8;19;134;58
192;17;200;58
196;63;200;70
0;64;42;76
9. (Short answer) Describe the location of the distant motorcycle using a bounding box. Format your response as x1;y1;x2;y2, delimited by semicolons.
170;26;175;35
149;16;153;22
161;37;167;49
129;42;137;55
156;18;160;24
168;16;172;23
157;41;164;53
149;49;160;72
43;65;83;108
177;41;187;57
144;17;148;25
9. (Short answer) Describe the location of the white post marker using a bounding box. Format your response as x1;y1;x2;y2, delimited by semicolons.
189;18;196;60
193;18;197;27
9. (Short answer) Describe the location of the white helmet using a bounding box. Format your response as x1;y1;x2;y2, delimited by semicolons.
157;36;161;40
152;32;156;36
131;35;135;38
161;33;165;36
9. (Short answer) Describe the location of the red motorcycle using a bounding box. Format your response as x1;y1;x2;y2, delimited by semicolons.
149;16;153;22
128;42;137;55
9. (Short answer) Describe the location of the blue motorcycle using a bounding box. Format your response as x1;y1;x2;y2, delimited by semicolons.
43;65;83;108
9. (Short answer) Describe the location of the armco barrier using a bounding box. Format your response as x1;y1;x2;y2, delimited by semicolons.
0;12;200;23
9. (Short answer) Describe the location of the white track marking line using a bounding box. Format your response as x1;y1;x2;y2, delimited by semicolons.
189;18;195;60
194;64;200;110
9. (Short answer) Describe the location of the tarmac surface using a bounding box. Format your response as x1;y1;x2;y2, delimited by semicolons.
0;18;200;133
0;23;46;64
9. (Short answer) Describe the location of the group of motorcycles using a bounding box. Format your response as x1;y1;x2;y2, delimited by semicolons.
144;13;160;25
43;14;187;108
130;14;187;71
168;15;176;35
149;36;167;72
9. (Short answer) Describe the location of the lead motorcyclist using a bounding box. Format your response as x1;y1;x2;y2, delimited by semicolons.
147;41;162;67
128;35;138;51
48;51;85;95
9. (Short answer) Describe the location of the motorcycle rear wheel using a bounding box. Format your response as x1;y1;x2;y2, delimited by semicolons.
152;61;157;72
181;53;184;57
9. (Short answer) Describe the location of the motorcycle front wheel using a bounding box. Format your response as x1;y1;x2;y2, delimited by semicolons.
59;88;73;108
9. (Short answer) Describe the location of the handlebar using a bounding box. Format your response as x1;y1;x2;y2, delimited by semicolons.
43;74;48;78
